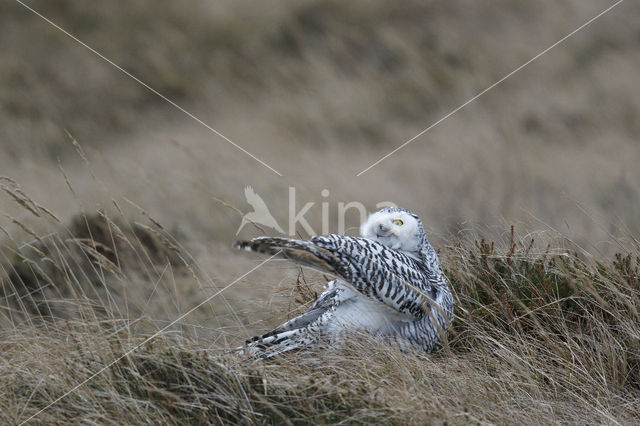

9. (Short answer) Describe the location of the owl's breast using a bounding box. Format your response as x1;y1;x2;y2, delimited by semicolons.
322;286;412;335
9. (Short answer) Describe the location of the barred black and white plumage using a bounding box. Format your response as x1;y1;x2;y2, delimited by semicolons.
233;207;454;358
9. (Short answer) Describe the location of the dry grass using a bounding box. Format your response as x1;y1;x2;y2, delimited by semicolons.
0;204;638;424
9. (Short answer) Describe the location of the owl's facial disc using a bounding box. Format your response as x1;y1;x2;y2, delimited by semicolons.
360;209;421;254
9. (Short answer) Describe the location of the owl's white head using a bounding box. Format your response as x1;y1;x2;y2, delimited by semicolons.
360;207;425;257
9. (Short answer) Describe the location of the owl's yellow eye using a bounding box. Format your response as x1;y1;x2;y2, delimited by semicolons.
393;219;403;226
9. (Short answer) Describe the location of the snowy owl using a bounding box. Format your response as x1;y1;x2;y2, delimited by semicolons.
233;207;454;358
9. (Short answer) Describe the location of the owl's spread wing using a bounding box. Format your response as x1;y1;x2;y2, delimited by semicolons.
233;235;434;319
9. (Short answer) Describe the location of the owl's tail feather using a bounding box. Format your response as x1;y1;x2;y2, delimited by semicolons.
233;237;354;359
236;328;318;359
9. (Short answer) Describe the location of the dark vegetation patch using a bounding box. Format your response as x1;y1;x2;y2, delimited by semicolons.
0;211;186;322
444;230;640;394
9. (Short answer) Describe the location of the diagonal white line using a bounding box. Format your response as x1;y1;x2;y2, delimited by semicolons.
18;252;280;425
356;0;625;176
14;0;283;177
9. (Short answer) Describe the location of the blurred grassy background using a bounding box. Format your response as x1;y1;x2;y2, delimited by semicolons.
2;0;639;244
0;0;639;331
1;2;639;422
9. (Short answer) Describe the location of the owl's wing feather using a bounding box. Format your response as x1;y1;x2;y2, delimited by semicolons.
234;235;432;319
247;280;343;342
233;237;341;277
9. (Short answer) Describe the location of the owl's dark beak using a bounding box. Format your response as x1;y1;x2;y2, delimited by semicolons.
377;223;392;237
